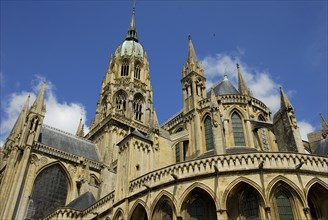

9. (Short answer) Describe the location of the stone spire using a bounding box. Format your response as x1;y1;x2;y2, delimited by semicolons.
237;63;252;96
126;6;138;42
76;118;84;137
320;113;328;138
30;82;46;114
8;96;30;140
183;35;204;78
280;87;293;110
187;35;198;65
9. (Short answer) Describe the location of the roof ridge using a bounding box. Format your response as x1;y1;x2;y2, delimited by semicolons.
42;124;94;144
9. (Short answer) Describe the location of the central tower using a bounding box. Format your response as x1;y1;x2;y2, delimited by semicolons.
87;7;157;166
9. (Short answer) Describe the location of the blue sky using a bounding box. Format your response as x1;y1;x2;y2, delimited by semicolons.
1;0;327;145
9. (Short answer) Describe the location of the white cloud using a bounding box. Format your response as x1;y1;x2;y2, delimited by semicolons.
298;121;315;141
201;52;281;112
0;76;88;147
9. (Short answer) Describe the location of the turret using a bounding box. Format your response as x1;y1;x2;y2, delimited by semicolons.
273;87;304;153
181;35;206;113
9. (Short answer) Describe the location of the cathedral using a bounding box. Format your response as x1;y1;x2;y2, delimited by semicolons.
0;7;327;220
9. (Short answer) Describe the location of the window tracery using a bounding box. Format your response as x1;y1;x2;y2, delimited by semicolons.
121;60;129;76
133;94;144;121
232;112;246;146
204;116;214;150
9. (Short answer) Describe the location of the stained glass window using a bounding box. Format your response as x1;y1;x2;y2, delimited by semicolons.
276;190;294;220
243;190;259;220
232;112;245;146
188;199;205;220
161;201;173;220
175;143;180;162
29;165;68;220
204;116;214;150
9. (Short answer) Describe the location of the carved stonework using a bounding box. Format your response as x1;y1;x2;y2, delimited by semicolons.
40;156;48;165
68;164;77;174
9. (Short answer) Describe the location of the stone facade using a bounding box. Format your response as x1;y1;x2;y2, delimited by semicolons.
0;8;327;220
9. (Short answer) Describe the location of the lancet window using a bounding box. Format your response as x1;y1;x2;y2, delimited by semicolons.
242;189;260;220
121;60;129;76
275;190;294;220
204;116;214;150
231;112;246;146
258;115;269;151
134;63;141;79
115;91;127;112
133;94;144;121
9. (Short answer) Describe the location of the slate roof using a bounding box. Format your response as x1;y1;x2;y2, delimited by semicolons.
38;125;99;161
207;77;239;97
66;192;96;211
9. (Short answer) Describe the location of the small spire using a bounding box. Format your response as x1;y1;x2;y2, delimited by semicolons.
280;87;293;110
187;35;198;64
126;4;138;42
9;96;30;139
237;63;251;96
76;117;84;137
31;82;46;114
320;113;328;131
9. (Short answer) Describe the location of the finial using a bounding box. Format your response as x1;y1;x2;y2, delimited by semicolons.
188;34;191;40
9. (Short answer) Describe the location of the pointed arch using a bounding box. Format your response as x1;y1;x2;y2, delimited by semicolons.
121;59;130;76
180;183;218;220
231;110;246;146
224;179;266;220
267;176;305;207
133;93;144;121
113;208;124;220
204;115;214;150
129;200;149;220
306;179;328;219
114;90;128;113
134;61;141;80
268;176;306;220
222;177;266;209
28;162;70;220
150;190;177;219
151;191;176;220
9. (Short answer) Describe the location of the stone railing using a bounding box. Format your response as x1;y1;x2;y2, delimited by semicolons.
129;152;328;194
33;142;102;170
198;95;269;113
82;191;115;216
161;110;184;130
43;207;82;220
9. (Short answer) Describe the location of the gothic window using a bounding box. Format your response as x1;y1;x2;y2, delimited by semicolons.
134;63;141;79
232;112;246;146
258;115;269;151
115;91;127;112
28;164;68;220
133;94;144;121
121;60;129;76
204;116;214;150
275;190;294;220
160;200;173;220
242;189;259;220
175;143;180;162
30;117;39;132
188;199;205;220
